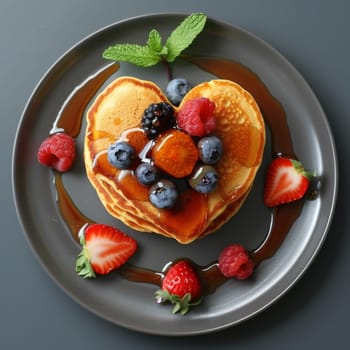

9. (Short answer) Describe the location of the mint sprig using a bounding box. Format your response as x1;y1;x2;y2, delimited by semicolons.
102;13;207;67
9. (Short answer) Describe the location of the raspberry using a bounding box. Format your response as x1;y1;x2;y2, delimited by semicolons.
218;244;254;279
37;133;75;172
141;102;176;139
177;97;216;137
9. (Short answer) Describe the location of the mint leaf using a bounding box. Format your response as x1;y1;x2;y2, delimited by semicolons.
165;13;207;62
147;30;162;52
102;13;207;67
103;43;160;67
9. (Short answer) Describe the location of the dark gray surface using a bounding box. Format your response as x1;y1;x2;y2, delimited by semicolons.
12;13;337;336
1;0;348;348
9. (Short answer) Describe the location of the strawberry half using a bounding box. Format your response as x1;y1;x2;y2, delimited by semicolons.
75;224;137;278
263;157;314;207
155;260;202;315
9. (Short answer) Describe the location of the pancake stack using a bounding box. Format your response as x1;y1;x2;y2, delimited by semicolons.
84;77;265;243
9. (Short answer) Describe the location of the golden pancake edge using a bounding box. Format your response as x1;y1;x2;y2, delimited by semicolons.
84;77;265;244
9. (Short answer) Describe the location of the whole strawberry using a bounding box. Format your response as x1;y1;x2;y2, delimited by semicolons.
155;260;202;315
37;132;75;172
76;223;137;278
264;156;314;207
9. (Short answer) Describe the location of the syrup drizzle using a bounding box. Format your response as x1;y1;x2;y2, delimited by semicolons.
184;57;304;264
50;62;119;137
52;58;306;294
54;172;94;242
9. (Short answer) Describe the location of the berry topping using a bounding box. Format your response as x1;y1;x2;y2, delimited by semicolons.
141;102;176;139
135;162;160;186
177;97;216;137
108;141;135;169
152;129;198;178
263;156;314;207
155;260;202;315
218;244;254;279
75;223;137;278
197;135;223;164
189;165;218;194
37;132;75;172
166;78;192;106
149;179;179;209
119;128;148;154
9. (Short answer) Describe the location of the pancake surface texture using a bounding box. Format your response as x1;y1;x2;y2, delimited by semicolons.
84;77;265;243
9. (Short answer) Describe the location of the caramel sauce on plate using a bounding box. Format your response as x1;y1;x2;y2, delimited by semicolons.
50;62;119;137
52;57;306;294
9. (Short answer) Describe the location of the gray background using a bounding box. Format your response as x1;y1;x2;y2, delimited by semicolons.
1;0;348;348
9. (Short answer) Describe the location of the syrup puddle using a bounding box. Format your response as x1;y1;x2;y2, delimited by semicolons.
50;57;309;294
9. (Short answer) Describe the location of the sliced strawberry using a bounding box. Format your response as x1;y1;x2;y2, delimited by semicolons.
76;224;137;278
263;157;314;207
155;260;202;315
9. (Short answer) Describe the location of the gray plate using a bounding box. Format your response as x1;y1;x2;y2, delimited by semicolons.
12;14;337;335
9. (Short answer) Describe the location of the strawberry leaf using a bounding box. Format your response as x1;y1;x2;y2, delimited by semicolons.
154;289;201;315
291;159;315;180
75;235;96;278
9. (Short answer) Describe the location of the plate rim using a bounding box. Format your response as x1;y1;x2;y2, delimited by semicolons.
12;13;338;335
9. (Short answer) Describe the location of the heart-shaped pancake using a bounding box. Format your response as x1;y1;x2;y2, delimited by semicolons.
84;77;265;243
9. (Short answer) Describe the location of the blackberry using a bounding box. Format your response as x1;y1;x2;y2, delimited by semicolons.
141;102;176;139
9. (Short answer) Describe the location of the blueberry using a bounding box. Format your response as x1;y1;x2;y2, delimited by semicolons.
149;179;179;209
107;141;135;169
135;162;160;185
198;136;223;164
166;78;192;106
189;165;218;194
